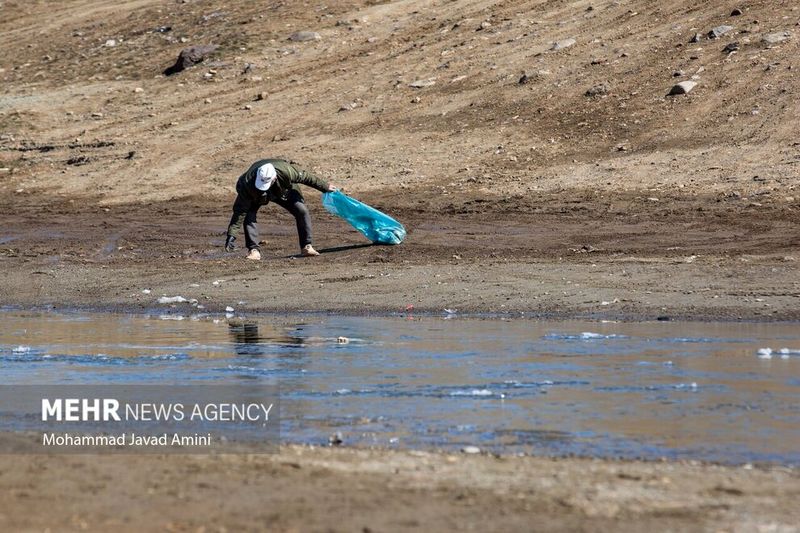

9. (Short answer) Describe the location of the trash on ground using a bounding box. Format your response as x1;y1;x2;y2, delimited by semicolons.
157;295;187;304
322;190;406;245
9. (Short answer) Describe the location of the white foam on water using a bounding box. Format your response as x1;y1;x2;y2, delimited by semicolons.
159;315;185;321
544;332;628;340
450;389;493;396
757;347;800;359
12;345;31;353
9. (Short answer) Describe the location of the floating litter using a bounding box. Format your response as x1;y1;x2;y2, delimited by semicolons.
225;306;234;313
337;336;349;344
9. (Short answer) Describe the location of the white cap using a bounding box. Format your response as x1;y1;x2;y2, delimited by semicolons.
254;163;277;191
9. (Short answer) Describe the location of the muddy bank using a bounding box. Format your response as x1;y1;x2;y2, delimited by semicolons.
0;439;797;532
1;195;798;320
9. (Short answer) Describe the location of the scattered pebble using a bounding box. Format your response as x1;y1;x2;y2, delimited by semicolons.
668;81;697;95
551;38;576;51
722;42;740;54
762;32;791;46
289;31;321;42
164;44;219;76
409;78;436;88
708;25;734;39
585;83;610;97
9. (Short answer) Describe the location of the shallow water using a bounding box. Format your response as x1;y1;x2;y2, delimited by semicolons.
1;311;799;464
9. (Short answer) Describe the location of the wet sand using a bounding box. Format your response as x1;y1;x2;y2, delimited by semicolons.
0;196;798;321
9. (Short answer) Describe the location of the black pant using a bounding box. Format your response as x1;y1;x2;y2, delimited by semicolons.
238;189;312;251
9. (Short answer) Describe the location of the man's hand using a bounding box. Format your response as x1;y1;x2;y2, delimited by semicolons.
326;184;338;192
224;235;236;252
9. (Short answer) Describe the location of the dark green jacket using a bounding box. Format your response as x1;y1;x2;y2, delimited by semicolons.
227;159;329;237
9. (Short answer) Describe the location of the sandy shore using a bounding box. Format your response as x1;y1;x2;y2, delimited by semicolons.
0;439;797;532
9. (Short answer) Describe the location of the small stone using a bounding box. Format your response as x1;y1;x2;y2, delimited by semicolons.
164;44;219;76
478;21;492;31
462;446;481;454
243;104;252;110
722;42;740;54
204;98;212;104
410;96;421;103
133;87;144;93
256;92;268;101
730;8;743;16
289;31;321;42
762;32;791;45
551;38;576;51
409;79;436;88
519;70;549;84
91;112;104;118
366;37;378;43
708;25;734;39
104;39;116;47
668;80;697;95
585;83;610;97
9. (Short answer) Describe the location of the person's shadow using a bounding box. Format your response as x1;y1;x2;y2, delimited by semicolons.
284;242;376;258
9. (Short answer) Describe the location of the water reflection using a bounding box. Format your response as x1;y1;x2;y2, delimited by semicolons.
1;312;799;464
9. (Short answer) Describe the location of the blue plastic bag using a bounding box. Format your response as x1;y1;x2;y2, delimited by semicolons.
322;191;406;245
